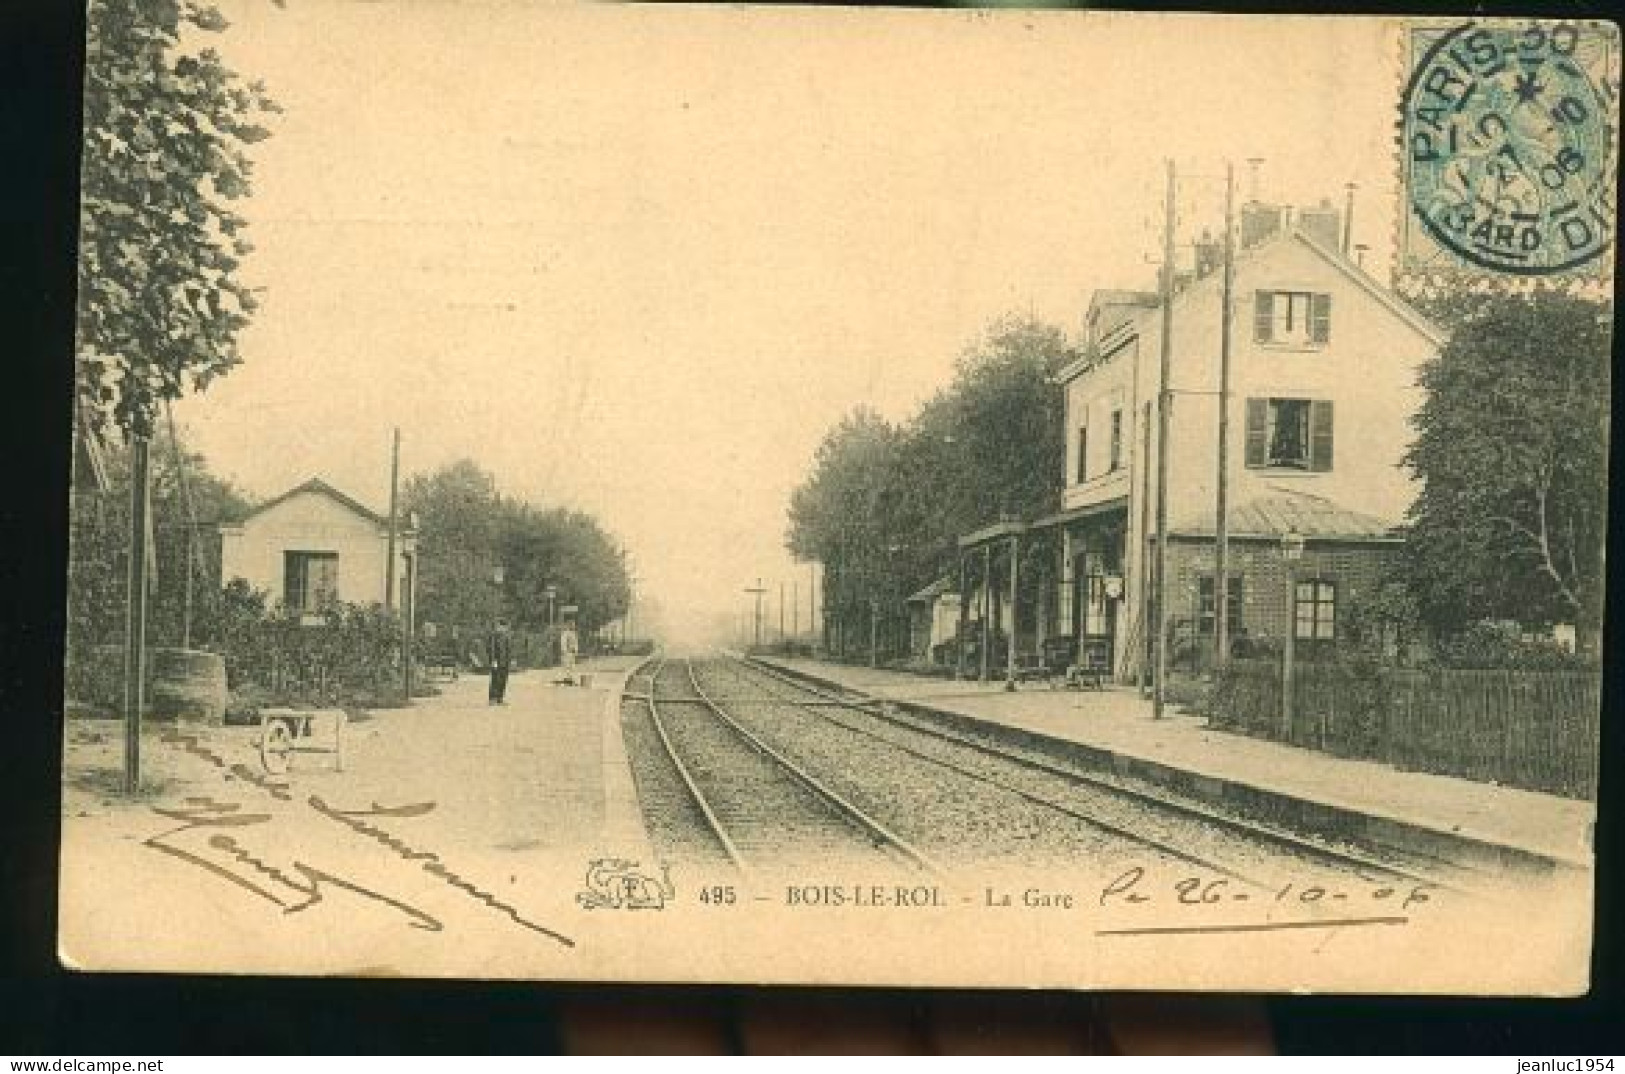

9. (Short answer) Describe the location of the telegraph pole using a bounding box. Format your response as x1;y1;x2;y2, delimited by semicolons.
165;402;196;649
384;427;400;612
744;579;766;650
1153;159;1176;719
1214;161;1236;673
123;437;152;794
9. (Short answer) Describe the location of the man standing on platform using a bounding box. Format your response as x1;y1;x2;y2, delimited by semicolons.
488;617;513;705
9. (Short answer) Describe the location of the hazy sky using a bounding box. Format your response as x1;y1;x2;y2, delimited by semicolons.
174;3;1403;641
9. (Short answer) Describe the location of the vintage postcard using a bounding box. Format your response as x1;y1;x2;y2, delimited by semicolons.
63;4;1615;992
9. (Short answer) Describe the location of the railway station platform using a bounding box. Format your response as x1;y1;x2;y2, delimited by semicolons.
753;657;1595;874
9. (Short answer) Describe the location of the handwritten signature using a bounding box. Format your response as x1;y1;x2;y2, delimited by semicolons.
309;796;574;947
145;733;574;948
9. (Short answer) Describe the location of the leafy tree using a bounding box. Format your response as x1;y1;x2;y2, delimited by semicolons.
786;313;1074;655
496;502;629;633
1401;292;1610;647
77;0;279;440
67;432;252;656
787;407;907;647
403;460;504;638
403;459;631;639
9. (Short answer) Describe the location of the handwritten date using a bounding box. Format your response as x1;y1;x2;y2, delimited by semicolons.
1100;866;1435;912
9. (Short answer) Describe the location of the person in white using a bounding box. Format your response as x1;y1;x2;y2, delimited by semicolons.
559;622;580;684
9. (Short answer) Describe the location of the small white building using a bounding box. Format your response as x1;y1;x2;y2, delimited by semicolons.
221;478;416;617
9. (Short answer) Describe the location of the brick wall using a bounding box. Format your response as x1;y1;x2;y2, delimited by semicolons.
1163;536;1399;647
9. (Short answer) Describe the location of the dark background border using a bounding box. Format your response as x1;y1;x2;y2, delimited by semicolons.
3;0;1619;1053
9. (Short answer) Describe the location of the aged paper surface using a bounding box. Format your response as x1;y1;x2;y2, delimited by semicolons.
63;4;1613;992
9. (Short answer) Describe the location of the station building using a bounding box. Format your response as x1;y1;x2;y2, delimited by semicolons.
954;201;1443;683
221;477;417;621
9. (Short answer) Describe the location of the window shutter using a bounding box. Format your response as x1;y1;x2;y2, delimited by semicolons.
1253;291;1274;343
1310;400;1334;471
1077;426;1088;482
1244;399;1267;467
284;554;303;611
1310;293;1332;343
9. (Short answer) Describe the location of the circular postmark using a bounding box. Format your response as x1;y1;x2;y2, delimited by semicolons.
1402;22;1615;276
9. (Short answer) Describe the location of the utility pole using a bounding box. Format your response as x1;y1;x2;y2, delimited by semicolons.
1005;534;1019;691
1138;401;1153;696
1214;161;1236;674
384;427;400;612
979;544;992;682
123;437;153;793
792;578;800;645
165;402;196;649
1153;159;1177;719
626;569;636;644
956;551;969;680
1342;182;1357;255
402;549;415;701
744;579;766;650
779;580;786;644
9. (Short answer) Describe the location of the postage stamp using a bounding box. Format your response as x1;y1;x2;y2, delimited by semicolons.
1399;20;1620;278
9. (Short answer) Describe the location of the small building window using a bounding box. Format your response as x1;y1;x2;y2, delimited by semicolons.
284;551;339;613
1109;408;1124;472
1245;398;1333;471
1076;423;1089;483
1254;290;1331;346
1294;579;1337;640
1196;574;1244;638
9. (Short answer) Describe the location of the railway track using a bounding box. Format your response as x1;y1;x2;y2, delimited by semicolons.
698;654;1456;892
623;658;938;876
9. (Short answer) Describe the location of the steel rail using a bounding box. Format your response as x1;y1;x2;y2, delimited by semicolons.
635;658;750;873
730;656;1452;891
678;659;942;874
699;657;1266;886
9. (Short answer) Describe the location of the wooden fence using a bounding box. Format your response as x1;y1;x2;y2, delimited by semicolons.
1211;659;1600;799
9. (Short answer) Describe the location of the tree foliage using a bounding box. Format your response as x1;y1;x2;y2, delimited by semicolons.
404;460;631;636
1401;292;1610;643
786;313;1075;637
401;460;504;638
78;0;279;439
67;431;253;656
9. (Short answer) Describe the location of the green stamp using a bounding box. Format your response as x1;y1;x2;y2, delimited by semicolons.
1400;21;1619;277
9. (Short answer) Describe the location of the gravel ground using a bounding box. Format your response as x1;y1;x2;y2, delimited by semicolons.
699;659;1411;888
688;660;1177;871
742;659;1462;883
618;694;739;873
625;661;914;874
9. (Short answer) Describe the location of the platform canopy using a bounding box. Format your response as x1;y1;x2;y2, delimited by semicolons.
1168;487;1400;542
905;576;956;605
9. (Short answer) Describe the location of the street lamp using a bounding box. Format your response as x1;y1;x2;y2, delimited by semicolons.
544;583;558;628
1280;527;1305;742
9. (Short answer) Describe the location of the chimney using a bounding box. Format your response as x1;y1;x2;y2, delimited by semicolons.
1297;197;1342;252
1246;158;1265;202
1240;201;1285;249
1194;228;1223;278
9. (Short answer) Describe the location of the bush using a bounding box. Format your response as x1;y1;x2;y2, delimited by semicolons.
1432;621;1593;670
216;595;406;709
